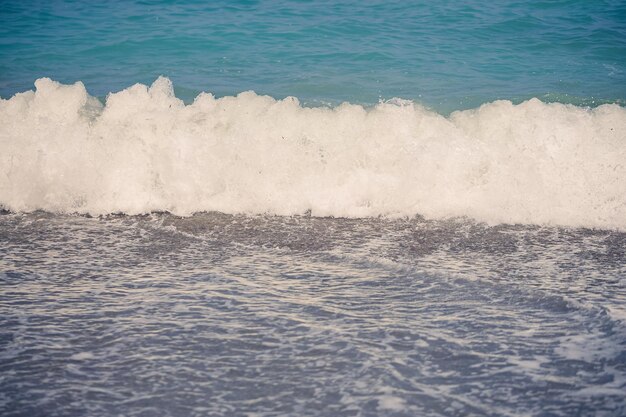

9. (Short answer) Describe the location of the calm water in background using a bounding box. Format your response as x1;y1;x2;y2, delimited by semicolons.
1;0;625;111
1;1;626;416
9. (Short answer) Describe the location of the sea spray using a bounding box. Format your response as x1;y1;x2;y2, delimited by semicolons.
1;77;624;229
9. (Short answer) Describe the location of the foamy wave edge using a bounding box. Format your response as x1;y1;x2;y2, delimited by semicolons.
1;77;625;230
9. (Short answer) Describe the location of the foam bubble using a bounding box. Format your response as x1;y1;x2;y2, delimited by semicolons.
1;77;625;229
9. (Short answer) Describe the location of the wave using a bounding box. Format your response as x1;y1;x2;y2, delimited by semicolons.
1;77;625;229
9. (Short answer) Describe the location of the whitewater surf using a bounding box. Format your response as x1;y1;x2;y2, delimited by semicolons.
1;77;624;229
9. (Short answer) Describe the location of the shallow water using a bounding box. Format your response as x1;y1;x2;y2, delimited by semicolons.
1;212;624;416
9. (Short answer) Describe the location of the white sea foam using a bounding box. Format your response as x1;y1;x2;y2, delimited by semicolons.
1;77;625;229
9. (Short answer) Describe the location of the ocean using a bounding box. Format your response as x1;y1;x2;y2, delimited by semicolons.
1;1;625;416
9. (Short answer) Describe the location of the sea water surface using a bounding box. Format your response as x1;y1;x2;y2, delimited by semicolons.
1;1;626;416
1;213;626;416
1;0;626;110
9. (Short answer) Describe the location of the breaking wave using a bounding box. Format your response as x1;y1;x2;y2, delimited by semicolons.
1;77;625;229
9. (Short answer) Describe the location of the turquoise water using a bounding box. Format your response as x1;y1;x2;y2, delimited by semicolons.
1;0;625;111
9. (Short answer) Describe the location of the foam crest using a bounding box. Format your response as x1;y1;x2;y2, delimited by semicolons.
1;78;625;229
